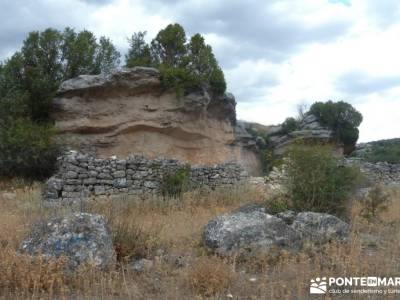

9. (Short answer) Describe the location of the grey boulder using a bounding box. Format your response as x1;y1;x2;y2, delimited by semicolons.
20;213;116;270
203;210;302;255
291;212;350;244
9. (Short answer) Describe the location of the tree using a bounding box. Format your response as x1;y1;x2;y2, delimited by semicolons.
0;27;120;179
279;117;299;134
187;34;216;77
187;33;226;94
209;66;226;95
1;27;121;122
309;100;363;148
150;23;187;67
0;118;60;179
125;31;152;67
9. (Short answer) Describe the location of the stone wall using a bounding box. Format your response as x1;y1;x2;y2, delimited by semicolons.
43;152;248;203
345;158;400;185
265;159;400;194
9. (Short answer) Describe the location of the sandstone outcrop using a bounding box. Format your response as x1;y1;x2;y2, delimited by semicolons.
52;67;261;175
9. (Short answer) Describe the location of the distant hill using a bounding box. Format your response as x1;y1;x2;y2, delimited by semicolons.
352;138;400;164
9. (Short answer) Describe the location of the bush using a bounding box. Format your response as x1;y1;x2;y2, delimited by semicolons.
161;165;190;198
279;117;299;135
111;220;158;261
286;145;360;216
0;118;61;179
309;101;363;148
209;67;226;95
360;139;400;164
188;256;235;297
360;185;390;222
264;194;290;214
160;67;201;98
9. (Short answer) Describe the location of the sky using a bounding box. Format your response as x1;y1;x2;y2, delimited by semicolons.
0;0;399;142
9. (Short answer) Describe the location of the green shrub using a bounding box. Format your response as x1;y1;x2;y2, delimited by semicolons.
286;145;360;216
0;118;61;179
265;194;290;214
360;185;390;222
209;67;226;95
359;139;400;164
161;165;191;198
160;67;201;98
279;117;299;135
309;101;362;148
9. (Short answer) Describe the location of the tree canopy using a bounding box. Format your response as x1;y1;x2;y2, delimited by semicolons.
125;23;227;96
309;100;363;148
0;28;120;179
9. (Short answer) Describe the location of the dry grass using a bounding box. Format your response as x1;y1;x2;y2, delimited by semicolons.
0;182;399;299
187;256;236;297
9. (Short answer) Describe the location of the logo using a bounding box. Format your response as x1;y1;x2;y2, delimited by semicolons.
310;277;327;294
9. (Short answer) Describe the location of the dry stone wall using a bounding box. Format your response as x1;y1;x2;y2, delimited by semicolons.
345;158;400;185
43;152;248;203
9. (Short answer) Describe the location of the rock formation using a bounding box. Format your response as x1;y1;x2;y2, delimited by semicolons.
203;204;350;256
20;213;116;270
203;207;302;255
52;67;262;175
242;114;342;156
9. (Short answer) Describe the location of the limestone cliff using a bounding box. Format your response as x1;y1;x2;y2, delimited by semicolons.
52;67;262;175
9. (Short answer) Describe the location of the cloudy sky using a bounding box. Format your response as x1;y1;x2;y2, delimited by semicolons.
1;0;399;142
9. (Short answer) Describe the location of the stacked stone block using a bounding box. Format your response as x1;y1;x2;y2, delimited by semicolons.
43;152;248;203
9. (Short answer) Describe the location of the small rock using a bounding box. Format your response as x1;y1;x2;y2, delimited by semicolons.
130;258;154;273
276;210;296;225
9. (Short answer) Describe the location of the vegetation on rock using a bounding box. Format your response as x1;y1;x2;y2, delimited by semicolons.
309;100;363;148
125;23;227;96
278;117;300;135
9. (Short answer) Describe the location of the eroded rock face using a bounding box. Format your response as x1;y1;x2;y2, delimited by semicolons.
203;209;302;255
52;67;262;175
240;114;342;157
20;213;116;270
269;115;340;156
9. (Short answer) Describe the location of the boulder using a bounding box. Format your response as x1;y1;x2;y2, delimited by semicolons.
20;213;116;270
291;212;349;244
203;209;302;255
203;205;351;255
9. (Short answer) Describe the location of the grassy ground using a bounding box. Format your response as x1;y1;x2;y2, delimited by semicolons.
0;183;399;299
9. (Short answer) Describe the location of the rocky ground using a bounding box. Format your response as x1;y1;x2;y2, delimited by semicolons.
0;182;399;299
